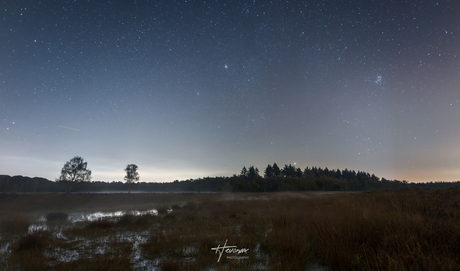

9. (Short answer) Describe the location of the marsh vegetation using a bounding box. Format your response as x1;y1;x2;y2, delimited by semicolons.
0;189;459;270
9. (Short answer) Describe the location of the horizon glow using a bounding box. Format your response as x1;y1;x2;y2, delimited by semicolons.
1;1;459;183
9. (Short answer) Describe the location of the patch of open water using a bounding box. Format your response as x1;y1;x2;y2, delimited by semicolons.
28;209;159;234
23;208;161;269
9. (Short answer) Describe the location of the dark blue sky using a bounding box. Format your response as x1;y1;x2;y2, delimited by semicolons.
1;0;459;182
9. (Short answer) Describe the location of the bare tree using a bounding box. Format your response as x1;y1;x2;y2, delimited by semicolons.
124;164;139;193
58;156;91;194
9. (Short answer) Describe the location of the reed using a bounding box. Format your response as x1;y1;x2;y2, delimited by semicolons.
0;189;459;270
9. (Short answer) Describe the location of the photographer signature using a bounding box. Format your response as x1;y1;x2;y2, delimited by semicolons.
211;239;250;262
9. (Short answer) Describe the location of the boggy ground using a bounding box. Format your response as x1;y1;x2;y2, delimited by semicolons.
0;188;459;270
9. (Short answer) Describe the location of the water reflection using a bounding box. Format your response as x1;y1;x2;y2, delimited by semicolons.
28;215;48;233
28;209;158;234
25;208;161;269
68;209;158;223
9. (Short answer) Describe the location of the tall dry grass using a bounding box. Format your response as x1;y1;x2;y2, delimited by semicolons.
7;231;50;271
260;188;460;270
0;189;459;270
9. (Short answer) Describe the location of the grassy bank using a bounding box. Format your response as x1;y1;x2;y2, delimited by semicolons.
0;189;459;270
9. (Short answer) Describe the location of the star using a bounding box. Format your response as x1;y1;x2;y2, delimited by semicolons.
1;0;459;183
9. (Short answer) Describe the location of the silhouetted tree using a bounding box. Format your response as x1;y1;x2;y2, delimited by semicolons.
272;163;281;176
264;164;274;178
58;156;91;194
240;166;248;177
282;164;296;177
335;169;342;179
124;164;139;193
296;168;303;178
247;166;260;181
252;175;266;192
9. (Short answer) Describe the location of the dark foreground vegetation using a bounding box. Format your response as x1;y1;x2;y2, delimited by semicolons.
0;188;459;270
2;164;460;193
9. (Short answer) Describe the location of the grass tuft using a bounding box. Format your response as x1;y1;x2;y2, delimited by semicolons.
14;231;50;252
8;231;50;271
85;218;115;230
0;214;30;236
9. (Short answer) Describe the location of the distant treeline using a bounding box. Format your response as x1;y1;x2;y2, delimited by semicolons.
1;164;459;193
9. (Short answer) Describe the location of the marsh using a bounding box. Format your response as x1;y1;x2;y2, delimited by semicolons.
1;189;459;270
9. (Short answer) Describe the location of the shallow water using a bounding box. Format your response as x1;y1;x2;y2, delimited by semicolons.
21;208;161;270
67;209;158;223
27;209;159;234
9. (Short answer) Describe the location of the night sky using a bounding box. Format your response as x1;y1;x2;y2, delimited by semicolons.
1;0;459;183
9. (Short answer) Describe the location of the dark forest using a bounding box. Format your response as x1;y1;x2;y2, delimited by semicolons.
1;163;459;193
